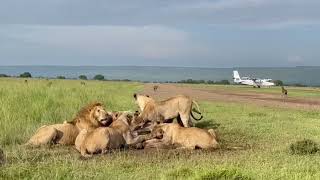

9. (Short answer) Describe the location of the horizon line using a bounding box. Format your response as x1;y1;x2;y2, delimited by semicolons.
0;65;319;69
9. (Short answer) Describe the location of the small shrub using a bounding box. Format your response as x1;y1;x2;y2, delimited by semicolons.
79;75;87;80
289;139;319;155
94;74;105;81
19;72;32;78
57;76;66;79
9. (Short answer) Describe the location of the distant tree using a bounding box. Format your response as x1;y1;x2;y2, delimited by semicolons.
79;75;87;80
273;80;284;86
215;80;230;85
19;72;32;78
0;74;9;78
207;80;215;84
292;83;307;87
93;74;105;81
57;76;66;79
186;79;194;83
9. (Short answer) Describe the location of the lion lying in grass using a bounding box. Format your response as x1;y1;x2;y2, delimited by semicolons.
26;102;113;146
133;94;203;127
144;123;219;150
75;112;146;157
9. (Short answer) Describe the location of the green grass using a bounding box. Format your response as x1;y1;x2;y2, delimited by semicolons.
1;78;320;179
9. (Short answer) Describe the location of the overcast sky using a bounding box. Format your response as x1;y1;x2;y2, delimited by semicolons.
0;0;320;67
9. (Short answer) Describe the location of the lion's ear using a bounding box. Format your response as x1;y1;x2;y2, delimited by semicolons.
126;114;133;124
134;110;140;117
126;114;133;119
113;112;120;118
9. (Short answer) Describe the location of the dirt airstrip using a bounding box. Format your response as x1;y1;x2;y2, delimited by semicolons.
143;84;320;110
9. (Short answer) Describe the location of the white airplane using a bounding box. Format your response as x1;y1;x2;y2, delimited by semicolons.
233;70;275;88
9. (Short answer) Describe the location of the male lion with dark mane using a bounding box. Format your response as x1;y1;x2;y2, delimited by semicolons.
133;94;203;127
75;112;147;157
26;102;113;146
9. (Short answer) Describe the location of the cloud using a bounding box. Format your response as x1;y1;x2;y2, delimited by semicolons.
1;25;210;61
1;0;320;29
0;1;320;66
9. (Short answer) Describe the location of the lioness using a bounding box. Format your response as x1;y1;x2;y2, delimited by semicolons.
145;123;219;150
75;112;146;157
26;102;113;146
133;94;203;127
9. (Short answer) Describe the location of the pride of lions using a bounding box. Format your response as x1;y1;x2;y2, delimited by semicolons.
26;93;219;157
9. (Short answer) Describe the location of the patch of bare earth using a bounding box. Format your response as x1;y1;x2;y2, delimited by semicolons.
143;84;320;110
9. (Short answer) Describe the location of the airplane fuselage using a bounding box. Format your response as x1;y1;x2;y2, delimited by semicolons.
233;71;275;87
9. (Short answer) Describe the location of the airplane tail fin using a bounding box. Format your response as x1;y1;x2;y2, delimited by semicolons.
233;70;241;82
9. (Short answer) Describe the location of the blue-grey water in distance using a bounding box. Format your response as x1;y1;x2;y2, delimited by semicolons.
0;66;319;86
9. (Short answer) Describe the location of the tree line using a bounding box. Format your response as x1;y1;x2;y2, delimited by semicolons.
0;72;311;87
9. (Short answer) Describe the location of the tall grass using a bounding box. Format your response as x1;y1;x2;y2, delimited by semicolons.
1;78;320;179
0;78;141;146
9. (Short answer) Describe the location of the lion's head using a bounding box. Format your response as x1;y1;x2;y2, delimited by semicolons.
71;102;113;128
133;93;152;111
150;125;164;139
91;104;113;126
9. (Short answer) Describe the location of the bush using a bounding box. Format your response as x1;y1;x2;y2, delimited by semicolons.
289;139;319;155
57;76;66;79
19;72;32;78
176;79;230;85
215;80;230;85
273;80;284;86
79;75;87;80
292;83;307;87
93;74;105;81
0;74;9;78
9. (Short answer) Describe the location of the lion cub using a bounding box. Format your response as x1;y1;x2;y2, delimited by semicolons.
75;112;146;157
147;123;219;150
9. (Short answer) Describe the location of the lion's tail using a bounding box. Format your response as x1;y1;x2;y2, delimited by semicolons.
191;100;203;121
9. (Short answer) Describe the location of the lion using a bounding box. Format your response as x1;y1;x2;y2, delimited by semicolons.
133;94;203;127
75;112;146;157
26;102;113;146
153;85;159;92
145;123;219;150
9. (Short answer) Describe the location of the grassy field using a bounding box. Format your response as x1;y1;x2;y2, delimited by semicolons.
1;78;320;179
